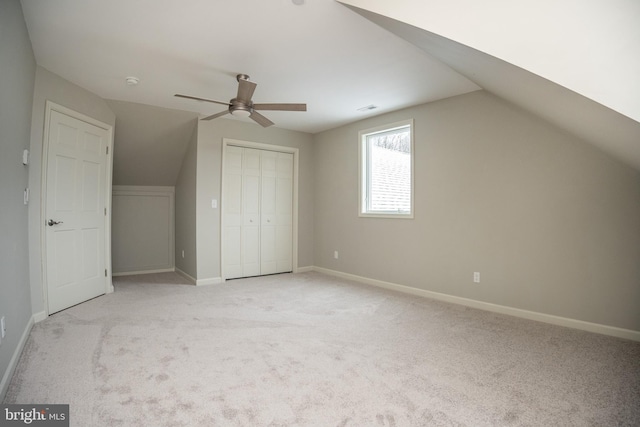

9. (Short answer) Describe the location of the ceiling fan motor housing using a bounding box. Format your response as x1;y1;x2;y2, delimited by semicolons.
230;100;252;117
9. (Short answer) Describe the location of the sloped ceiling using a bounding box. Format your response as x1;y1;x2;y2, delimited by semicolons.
107;101;197;186
343;5;640;171
338;0;640;124
340;0;640;170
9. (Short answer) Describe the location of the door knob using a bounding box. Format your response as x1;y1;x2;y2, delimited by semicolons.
48;219;63;226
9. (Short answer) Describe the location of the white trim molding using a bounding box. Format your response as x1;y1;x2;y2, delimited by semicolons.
40;101;114;318
175;268;196;285
0;314;36;402
312;266;640;342
220;138;300;281
196;277;224;286
112;268;175;277
32;311;47;323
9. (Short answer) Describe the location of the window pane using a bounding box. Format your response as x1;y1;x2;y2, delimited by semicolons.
367;127;411;213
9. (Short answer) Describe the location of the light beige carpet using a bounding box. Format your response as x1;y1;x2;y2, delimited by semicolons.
4;272;640;426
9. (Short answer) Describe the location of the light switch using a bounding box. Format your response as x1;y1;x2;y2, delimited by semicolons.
211;199;217;209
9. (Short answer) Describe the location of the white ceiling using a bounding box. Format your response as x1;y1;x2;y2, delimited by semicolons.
20;0;479;134
340;0;640;125
345;4;640;171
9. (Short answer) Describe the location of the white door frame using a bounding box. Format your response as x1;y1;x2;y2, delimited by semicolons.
221;138;299;281
40;101;114;316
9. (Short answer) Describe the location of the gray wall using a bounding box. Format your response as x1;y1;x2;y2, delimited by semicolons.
0;0;36;397
175;126;198;279
28;67;116;316
107;101;197;186
313;90;640;331
196;118;315;282
112;186;175;275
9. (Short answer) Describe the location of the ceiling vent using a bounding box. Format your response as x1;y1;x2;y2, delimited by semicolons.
357;104;378;112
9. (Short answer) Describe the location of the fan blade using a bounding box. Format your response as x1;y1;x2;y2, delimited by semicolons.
175;94;230;107
249;111;274;127
253;103;307;111
236;79;257;102
201;110;230;121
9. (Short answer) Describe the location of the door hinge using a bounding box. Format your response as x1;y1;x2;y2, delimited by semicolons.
105;269;107;277
104;207;107;215
106;146;109;155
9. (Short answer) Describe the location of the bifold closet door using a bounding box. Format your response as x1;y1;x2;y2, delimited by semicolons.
223;146;293;279
260;151;293;275
223;146;244;279
240;148;261;277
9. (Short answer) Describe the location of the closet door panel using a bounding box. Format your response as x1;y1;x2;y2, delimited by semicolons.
223;147;244;279
260;151;277;273
274;153;293;273
241;148;261;276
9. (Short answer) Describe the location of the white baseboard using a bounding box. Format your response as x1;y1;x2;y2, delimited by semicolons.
196;277;224;286
32;311;47;323
174;268;196;285
312;266;640;342
174;269;222;286
295;266;314;273
0;314;35;402
112;267;175;277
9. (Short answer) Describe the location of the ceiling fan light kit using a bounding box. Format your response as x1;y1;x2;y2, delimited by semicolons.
175;74;307;128
230;107;251;117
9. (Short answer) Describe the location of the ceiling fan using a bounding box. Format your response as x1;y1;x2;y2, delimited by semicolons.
175;74;306;127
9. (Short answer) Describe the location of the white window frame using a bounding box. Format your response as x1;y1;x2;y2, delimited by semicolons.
358;119;414;219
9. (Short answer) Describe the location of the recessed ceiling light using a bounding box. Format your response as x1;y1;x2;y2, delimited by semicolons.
125;76;139;86
292;0;304;5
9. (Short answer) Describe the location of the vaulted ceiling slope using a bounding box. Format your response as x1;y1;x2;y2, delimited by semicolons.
107;101;198;186
339;0;640;171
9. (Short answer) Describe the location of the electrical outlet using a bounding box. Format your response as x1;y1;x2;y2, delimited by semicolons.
473;272;480;283
334;251;339;259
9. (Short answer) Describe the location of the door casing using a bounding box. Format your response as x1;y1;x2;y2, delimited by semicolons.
40;101;114;316
221;138;299;281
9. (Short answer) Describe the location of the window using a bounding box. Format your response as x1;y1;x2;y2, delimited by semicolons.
359;119;414;218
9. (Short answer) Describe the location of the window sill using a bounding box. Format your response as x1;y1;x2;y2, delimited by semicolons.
358;212;414;219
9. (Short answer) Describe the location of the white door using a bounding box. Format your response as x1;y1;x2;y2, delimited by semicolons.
260;151;278;275
241;148;261;277
223;147;262;279
45;109;109;313
223;146;294;279
261;151;293;274
222;146;244;279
